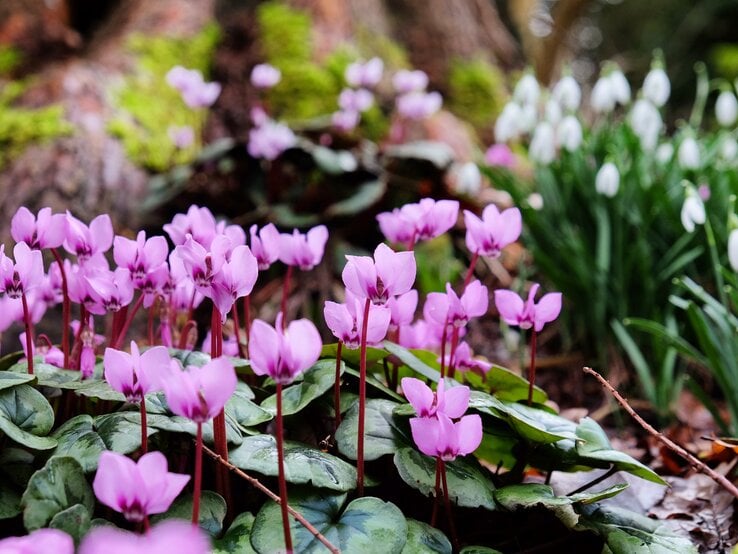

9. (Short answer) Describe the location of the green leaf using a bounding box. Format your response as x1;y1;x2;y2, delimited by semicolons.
0;351;24;371
226;384;273;429
49;503;91;543
21;457;94;531
576;504;697;553
343;366;405;402
0;481;21;519
141;412;243;446
213;512;257;554
168;348;212;367
460;547;504;554
229;434;357;491
0;384;56;450
73;380;126;402
0;370;34;390
383;342;441;382
575;418;666;484
336;399;408;460
325;180;386;217
401;518;452;554
151;490;226;536
261;360;341;416
385;141;455;169
321;343;388;365
394;448;496;510
251;490;408;553
479;365;547;403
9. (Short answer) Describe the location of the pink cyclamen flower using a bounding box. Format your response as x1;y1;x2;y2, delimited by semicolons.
396;91;442;120
84;267;135;313
387;289;418;330
166;66;221;108
249;223;281;270
494;283;562;332
93;450;190;522
168;125;195;149
64;212;114;263
392;69;429;94
345;57;384;89
0;528;74;554
441;342;491;376
278;225;329;270
174;234;230;296
398;319;441;350
342;243;416;305
251;63;282;89
210;245;258;320
11;207;66;250
338;88;374;113
410;413;483;461
79;520;211;554
164;205;219;248
0;242;45;299
248;119;296;161
324;295;391;349
402;377;470;419
162;357;237;423
332;110;360;132
464;204;522;258
202;330;239;357
104;342;170;402
425;280;489;328
485;144;516;169
20;332;64;367
377;198;459;245
249;315;322;384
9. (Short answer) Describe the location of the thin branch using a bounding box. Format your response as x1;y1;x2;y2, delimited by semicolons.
583;366;738;500
201;444;340;554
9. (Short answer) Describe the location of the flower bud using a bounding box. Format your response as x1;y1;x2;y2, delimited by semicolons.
514;73;540;106
591;77;615;113
595;162;619;197
677;137;700;170
716;90;738;127
680;192;705;233
557;115;582;152
529;122;556;165
552;75;581;111
642;67;670;107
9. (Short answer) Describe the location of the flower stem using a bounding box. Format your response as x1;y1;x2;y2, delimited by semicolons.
334;341;343;433
192;422;203;525
50;248;70;368
140;397;148;454
243;296;251;359
448;326;460;379
281;265;293;330
178;320;197;350
462;252;479;291
431;457;441;527
440;460;458;551
276;383;293;553
112;294;145;349
147;298;157;346
357;298;371;496
21;292;34;375
527;329;537;406
439;319;448;379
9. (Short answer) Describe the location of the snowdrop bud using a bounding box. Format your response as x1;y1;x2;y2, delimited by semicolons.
527;193;544;210
677;137;700;170
729;228;738;272
529;122;556;165
591;77;615;113
629;99;662;151
514;73;540;106
545;99;562;125
680;192;705;233
609;70;631;105
519;104;538;134
557;115;582;152
642;67;670;107
552;75;581;111
494;102;522;142
595;162;619;197
716;91;738;127
656;143;674;164
720;136;738;162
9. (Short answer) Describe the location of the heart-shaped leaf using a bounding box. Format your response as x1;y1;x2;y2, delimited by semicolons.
151;490;226;536
336;399;408;460
168;348;212;368
321;343;388;366
226;384;272;429
261;360;341;416
401;519;452;554
251;490;408;553
229;434;357;491
393;447;496;510
7;361;84;389
383;342;441;382
49;503;91;543
213;512;257;554
0;481;21;520
0;351;24;371
465;365;547;404
21;457;94;531
73;380;126;402
0;370;34;390
0;384;56;450
138;412;243;446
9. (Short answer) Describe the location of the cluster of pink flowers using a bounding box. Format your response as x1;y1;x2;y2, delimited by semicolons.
332;57;383;133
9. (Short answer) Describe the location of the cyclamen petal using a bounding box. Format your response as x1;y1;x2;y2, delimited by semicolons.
402;377;436;417
0;528;74;554
248;318;322;384
79;520;210;554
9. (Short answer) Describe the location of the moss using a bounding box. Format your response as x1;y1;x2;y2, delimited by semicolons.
0;46;21;76
447;58;507;130
257;1;312;65
108;23;221;171
0;80;72;169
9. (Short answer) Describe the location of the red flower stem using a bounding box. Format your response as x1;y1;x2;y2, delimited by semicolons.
210;306;231;509
231;305;247;359
440;460;458;550
178;320;197;350
243;296;251;359
147;298;157;346
50;248;70;368
276;383;293;553
112;294;145;349
462;251;479;291
140;397;148;454
71;306;88;370
439;319;448;379
407;232;417;252
527;329;537;406
21;292;34;375
187;290;196;323
448;326;460;379
334;341;343;433
431;457;441;527
280;265;293;330
357;298;371;497
192;421;203;525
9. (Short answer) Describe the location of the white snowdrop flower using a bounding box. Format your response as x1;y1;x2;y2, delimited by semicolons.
656;143;674;164
514;73;540;106
519;103;538;134
677;137;700;170
595;162;620;197
728;228;738;272
609;70;631;106
545;98;562;125
642;67;670;108
552;75;581;112
557;115;583;152
527;192;544;210
629;99;662;151
680;193;706;233
591;77;616;113
720;136;738;162
529;122;556;165
494;102;523;143
716;91;738;127
451;162;482;196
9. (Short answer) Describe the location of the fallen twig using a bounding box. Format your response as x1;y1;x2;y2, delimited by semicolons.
201;444;341;553
583;367;738;501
